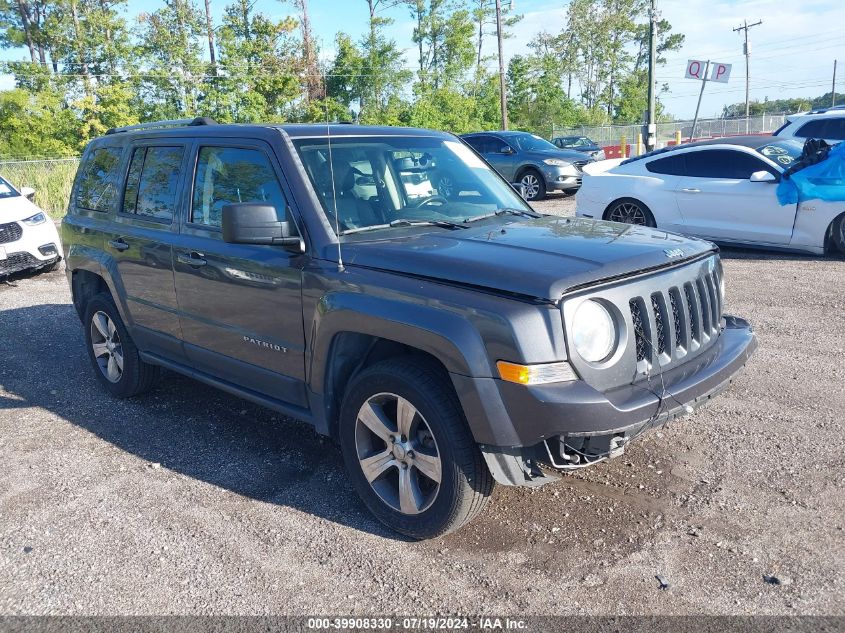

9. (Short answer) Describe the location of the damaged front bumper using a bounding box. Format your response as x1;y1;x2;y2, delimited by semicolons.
476;315;757;486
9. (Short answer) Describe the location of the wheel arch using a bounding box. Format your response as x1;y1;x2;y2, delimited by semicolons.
824;210;845;254
602;196;656;225
308;293;494;440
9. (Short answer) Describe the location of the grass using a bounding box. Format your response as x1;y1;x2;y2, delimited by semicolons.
1;159;79;220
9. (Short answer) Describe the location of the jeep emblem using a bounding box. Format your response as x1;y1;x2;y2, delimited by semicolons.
664;248;684;258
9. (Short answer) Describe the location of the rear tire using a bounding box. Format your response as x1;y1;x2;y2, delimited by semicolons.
83;292;159;398
519;169;547;201
339;358;493;539
604;198;656;227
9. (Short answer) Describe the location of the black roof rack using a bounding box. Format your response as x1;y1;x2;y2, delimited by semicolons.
105;116;217;135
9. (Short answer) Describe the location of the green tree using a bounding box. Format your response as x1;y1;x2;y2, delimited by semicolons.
136;0;206;119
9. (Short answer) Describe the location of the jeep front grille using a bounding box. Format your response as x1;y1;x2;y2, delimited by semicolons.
0;221;22;244
563;255;724;392
628;268;722;367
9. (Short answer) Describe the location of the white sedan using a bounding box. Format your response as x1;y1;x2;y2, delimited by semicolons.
0;175;62;277
576;136;845;256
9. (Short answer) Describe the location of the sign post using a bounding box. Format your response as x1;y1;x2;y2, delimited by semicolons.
686;59;732;143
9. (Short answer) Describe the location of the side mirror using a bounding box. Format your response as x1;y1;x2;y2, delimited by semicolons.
750;170;778;183
20;186;35;201
222;203;304;253
500;145;515;155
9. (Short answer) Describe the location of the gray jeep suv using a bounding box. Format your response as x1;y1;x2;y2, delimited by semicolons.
62;119;757;538
461;131;593;200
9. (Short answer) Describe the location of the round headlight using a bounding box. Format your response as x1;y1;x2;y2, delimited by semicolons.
572;300;616;363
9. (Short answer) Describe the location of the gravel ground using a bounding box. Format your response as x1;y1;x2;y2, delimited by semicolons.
1;199;843;616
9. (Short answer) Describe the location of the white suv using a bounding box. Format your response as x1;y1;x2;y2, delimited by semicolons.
0;175;62;277
773;106;845;144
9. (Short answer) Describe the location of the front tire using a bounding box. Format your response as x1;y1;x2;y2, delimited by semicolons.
605;198;656;227
832;214;845;256
339;358;493;539
83;293;159;398
519;169;547;201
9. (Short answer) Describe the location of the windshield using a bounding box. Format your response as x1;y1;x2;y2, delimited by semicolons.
0;176;20;200
756;140;803;167
507;133;560;152
293;136;532;236
558;136;593;148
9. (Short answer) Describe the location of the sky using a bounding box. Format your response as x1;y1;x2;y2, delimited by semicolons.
1;0;842;120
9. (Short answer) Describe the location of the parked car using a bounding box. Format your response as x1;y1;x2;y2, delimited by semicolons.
460;131;593;200
773;106;845;145
576;135;845;256
0;175;61;277
551;135;606;160
63;119;756;538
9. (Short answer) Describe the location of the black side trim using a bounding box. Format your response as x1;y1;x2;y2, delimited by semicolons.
139;351;314;425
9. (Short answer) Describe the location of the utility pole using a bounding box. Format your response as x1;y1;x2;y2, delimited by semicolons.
733;19;762;133
645;0;657;151
833;60;838;106
495;0;508;130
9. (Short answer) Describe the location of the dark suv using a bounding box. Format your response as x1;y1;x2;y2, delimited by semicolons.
62;119;757;538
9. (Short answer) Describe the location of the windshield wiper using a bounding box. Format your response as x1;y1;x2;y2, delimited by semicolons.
340;218;467;235
463;208;541;223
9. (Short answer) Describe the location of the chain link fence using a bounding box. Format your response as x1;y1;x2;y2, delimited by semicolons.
551;114;790;149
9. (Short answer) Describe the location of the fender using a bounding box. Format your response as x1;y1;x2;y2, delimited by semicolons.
790;201;845;253
65;242;132;326
309;290;493;384
307;289;515;442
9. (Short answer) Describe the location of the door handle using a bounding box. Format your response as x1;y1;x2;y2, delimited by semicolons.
177;251;208;268
681;188;701;193
107;238;130;252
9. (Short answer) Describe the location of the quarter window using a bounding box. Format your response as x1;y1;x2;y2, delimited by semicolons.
684;150;769;180
122;146;184;222
76;147;123;212
646;154;685;176
191;147;287;228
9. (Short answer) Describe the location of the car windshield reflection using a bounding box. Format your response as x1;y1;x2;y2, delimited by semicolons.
293;136;534;237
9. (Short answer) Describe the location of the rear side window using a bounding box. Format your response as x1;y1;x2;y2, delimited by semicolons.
191;147;287;228
76;147;123;212
684;150;768;180
122;146;184;222
646;154;685;176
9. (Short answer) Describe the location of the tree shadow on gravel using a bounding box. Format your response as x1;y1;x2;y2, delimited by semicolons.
0;302;410;541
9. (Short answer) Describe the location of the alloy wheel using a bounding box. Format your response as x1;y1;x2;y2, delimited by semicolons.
354;392;442;515
438;175;454;198
609;201;648;225
90;311;124;383
520;173;540;200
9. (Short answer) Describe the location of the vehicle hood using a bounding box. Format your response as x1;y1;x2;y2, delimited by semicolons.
566;144;601;153
0;195;44;222
338;217;716;301
523;148;589;163
583;158;624;175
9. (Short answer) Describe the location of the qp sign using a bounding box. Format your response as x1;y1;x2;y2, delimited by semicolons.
685;59;732;83
709;62;732;83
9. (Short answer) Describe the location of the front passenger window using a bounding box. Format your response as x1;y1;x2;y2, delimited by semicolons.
191;147;288;228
